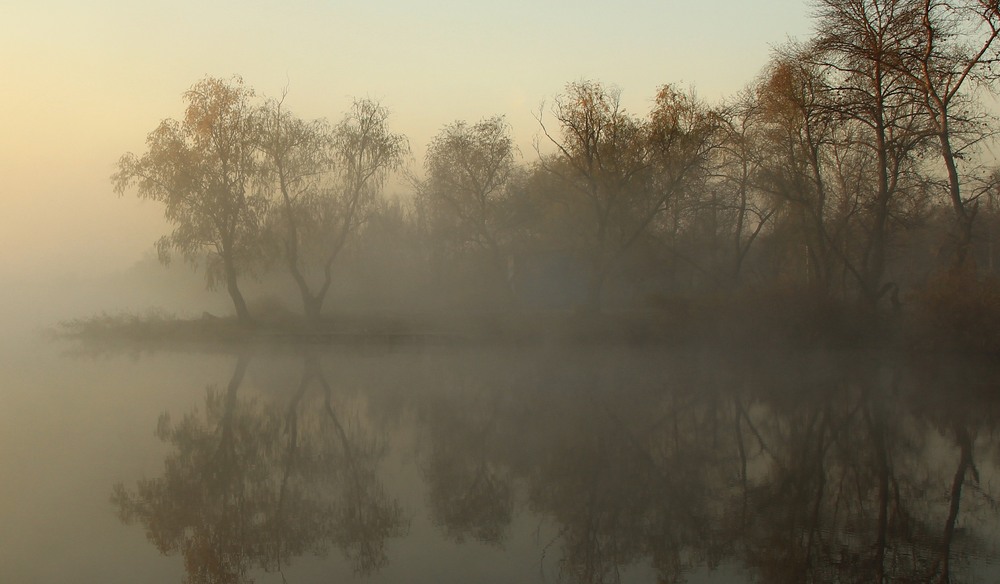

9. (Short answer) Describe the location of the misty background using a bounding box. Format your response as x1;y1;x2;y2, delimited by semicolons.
1;0;811;318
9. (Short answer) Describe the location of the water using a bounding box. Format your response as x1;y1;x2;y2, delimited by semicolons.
3;325;1000;583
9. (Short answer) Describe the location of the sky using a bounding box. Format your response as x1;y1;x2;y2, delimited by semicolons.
0;0;813;283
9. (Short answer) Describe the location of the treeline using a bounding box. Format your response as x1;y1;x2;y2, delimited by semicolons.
113;0;1000;339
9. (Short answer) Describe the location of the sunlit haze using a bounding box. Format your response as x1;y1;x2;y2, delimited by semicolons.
0;0;811;282
8;4;1000;582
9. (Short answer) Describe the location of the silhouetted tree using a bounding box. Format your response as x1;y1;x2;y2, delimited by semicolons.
810;0;931;307
709;87;776;289
756;51;845;295
537;81;654;311
891;0;1000;270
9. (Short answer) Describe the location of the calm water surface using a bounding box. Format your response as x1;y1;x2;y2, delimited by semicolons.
3;323;1000;583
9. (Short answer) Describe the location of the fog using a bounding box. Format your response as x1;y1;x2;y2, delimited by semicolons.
4;335;1000;582
0;1;805;288
7;0;1000;582
1;2;811;287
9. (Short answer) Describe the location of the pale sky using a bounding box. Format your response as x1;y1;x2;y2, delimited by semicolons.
0;0;812;282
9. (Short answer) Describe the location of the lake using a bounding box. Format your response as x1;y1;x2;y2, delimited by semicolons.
3;315;1000;584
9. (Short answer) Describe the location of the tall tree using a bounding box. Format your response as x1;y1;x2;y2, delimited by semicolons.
756;53;844;295
810;0;931;307
646;85;725;290
257;96;335;320
420;115;520;299
112;76;266;324
709;88;776;290
892;0;1000;270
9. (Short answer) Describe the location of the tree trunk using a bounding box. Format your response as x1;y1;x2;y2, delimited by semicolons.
223;256;253;325
285;252;327;323
939;130;976;273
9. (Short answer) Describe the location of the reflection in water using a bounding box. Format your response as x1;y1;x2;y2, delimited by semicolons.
111;353;408;583
419;388;514;546
111;348;1000;583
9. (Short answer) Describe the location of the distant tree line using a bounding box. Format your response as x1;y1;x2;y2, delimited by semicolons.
112;0;1000;328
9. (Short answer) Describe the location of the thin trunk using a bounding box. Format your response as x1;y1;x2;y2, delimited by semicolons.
223;253;252;325
866;113;891;309
939;129;976;272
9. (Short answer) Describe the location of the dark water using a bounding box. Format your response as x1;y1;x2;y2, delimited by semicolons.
4;330;1000;583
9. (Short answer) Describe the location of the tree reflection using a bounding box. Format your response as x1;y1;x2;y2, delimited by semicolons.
109;347;1000;583
411;349;1000;584
419;391;514;546
727;356;1000;584
111;353;407;583
518;362;734;583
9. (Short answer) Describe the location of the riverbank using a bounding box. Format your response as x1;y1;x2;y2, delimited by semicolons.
54;290;995;357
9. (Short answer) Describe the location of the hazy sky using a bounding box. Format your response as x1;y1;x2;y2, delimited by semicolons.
0;0;812;283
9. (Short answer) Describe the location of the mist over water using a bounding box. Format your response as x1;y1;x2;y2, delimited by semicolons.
10;1;1000;582
4;299;1000;583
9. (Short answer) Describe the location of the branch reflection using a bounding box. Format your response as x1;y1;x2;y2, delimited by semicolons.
110;348;1000;583
111;352;408;583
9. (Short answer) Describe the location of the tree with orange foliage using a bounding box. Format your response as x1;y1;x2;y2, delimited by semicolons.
112;76;266;324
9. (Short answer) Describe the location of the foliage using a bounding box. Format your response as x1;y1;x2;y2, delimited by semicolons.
113;76;268;291
258;96;408;319
101;3;1000;343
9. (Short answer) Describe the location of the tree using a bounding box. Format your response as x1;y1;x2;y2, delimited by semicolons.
420;115;520;300
810;0;931;307
112;76;266;324
257;96;335;319
756;52;844;295
891;0;1000;270
708;88;776;290
645;85;726;291
538;81;716;311
537;81;652;311
257;97;407;320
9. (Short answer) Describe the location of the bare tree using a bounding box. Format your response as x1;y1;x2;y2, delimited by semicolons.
810;0;931;307
756;52;847;294
699;88;777;289
257;95;335;320
892;0;1000;270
